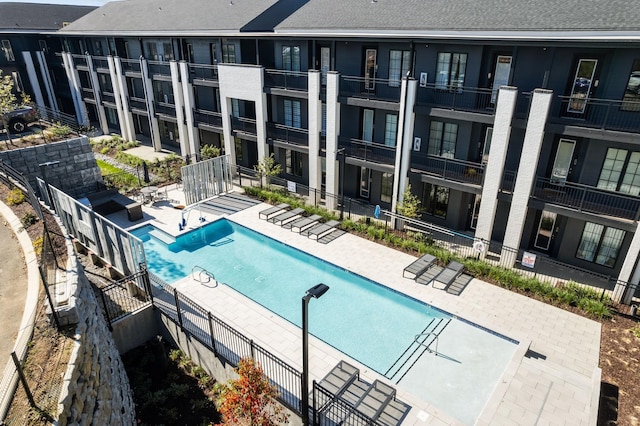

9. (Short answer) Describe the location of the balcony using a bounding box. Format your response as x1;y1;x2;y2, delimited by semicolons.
338;137;396;165
92;56;110;71
264;69;307;92
416;83;494;115
194;110;222;129
129;97;147;112
71;54;88;69
189;64;218;84
267;123;309;147
339;76;401;102
147;60;171;78
121;58;142;74
549;96;640;133
101;92;116;104
532;177;640;221
411;153;485;186
231;117;256;135
155;101;176;117
82;87;95;102
501;170;517;193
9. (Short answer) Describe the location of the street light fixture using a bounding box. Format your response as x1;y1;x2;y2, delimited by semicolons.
301;283;330;426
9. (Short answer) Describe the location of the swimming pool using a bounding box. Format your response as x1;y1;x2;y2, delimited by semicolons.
132;219;519;425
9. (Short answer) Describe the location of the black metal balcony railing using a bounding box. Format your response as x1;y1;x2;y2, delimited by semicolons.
411;153;484;186
550;96;640;133
92;56;110;70
194;110;223;128
71;54;88;68
416;83;494;115
129;96;147;111
147;60;171;77
101;92;116;104
120;58;142;74
264;69;308;91
82;87;95;100
189;64;218;82
266;123;309;146
154;101;176;117
339;76;402;102
231;116;257;135
501;170;517;193
338;137;396;165
532;177;640;221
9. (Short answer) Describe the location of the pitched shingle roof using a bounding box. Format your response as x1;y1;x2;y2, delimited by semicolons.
0;2;96;32
60;0;309;35
275;0;640;38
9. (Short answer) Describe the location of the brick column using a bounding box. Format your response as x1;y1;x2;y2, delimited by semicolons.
325;71;340;211
307;70;322;205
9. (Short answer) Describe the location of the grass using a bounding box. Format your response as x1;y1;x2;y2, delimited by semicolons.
96;159;140;191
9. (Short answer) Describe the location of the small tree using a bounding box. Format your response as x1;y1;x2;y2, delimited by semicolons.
396;184;422;219
0;70;18;145
254;153;282;188
215;358;288;426
200;144;221;160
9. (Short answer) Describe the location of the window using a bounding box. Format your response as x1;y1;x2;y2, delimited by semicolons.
285;150;303;176
11;72;23;93
1;40;15;62
99;74;113;93
145;42;158;60
389;50;411;87
435;52;467;92
576;222;625;267
162;42;173;61
94;40;103;56
428;121;458;158
597;148;640;195
381;173;393;203
422;184;449;219
222;43;236;63
622;59;640;112
39;40;48;53
210;43;218;64
320;47;330;85
231;99;240;118
282;45;300;71
384;114;397;147
235;138;243;161
284;99;301;128
321;103;327;137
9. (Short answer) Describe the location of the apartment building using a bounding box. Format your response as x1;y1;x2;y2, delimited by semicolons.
0;2;95;114
8;0;640;298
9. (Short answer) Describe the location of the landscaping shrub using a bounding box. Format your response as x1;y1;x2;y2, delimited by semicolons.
6;188;25;205
20;212;38;228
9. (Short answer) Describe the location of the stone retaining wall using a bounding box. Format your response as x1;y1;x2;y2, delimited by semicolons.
56;254;136;425
0;136;101;198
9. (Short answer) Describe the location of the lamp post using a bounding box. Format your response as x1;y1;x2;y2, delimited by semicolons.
336;148;345;220
301;283;330;426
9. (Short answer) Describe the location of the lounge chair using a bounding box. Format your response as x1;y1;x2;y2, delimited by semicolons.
306;220;340;240
270;207;305;226
431;261;465;288
317;361;360;398
346;380;396;423
258;203;289;220
403;253;437;279
286;214;321;232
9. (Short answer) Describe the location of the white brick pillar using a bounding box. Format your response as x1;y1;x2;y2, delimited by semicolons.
325;71;340;211
308;70;322;205
113;56;135;141
86;54;109;134
35;51;58;111
140;57;162;151
616;223;640;303
179;61;199;161
393;77;418;220
169;61;189;157
500;89;553;267
61;52;88;126
474;86;518;247
108;56;131;140
255;92;269;163
22;52;47;111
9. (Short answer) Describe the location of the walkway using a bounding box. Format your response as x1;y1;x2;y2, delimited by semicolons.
106;188;601;425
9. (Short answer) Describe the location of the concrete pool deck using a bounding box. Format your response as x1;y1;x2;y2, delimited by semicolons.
114;187;601;425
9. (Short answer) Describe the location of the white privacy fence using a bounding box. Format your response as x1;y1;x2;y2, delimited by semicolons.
182;155;233;205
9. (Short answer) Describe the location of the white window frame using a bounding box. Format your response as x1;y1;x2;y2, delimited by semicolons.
389;50;411;87
282;45;301;72
384;114;398;147
284;99;301;128
435;52;467;93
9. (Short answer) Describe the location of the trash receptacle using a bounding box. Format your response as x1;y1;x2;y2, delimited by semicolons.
630;304;638;316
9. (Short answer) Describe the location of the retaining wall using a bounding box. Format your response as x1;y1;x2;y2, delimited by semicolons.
0;136;101;198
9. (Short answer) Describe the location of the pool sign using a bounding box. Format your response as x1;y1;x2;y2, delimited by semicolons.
473;240;485;253
287;180;296;192
522;251;537;268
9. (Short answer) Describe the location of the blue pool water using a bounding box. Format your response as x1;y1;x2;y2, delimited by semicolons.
132;218;518;424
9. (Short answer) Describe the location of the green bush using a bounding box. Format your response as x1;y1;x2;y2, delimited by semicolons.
20;212;38;228
115;151;145;167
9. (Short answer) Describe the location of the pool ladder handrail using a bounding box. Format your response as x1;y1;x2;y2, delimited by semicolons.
414;332;439;356
192;265;215;284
